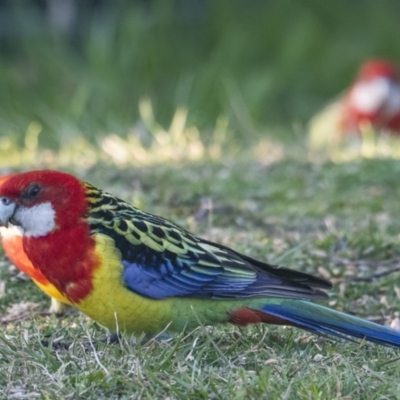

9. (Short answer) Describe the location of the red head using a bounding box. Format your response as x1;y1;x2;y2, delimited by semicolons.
0;170;99;303
0;170;88;237
341;59;400;133
0;174;14;187
357;59;398;81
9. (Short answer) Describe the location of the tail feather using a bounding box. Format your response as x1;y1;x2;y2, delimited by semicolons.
255;300;400;348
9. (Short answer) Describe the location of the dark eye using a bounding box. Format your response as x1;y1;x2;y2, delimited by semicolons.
24;184;41;199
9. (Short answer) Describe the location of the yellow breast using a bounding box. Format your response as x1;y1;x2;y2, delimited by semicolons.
71;234;240;335
74;234;175;335
34;280;73;305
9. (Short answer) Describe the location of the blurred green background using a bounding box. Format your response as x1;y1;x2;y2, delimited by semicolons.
1;0;400;151
3;4;400;397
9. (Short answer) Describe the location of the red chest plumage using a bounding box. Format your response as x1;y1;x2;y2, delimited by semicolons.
22;223;100;303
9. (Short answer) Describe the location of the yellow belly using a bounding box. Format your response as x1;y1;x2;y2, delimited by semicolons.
74;234;176;334
71;234;238;334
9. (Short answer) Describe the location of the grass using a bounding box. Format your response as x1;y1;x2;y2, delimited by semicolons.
1;1;400;398
1;138;400;398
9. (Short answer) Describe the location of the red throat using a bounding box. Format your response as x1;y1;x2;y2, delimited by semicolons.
22;223;100;303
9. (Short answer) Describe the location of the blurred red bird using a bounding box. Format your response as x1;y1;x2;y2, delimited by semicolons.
342;60;400;133
0;174;70;314
309;59;400;146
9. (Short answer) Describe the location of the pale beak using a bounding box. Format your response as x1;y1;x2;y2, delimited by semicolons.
0;197;16;227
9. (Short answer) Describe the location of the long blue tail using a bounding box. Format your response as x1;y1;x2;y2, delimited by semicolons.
260;300;400;348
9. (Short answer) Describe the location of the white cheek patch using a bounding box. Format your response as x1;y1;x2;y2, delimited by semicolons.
350;78;400;117
14;202;56;237
351;78;391;113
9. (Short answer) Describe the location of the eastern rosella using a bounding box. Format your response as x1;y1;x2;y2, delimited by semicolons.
0;170;399;348
0;174;70;314
309;59;400;147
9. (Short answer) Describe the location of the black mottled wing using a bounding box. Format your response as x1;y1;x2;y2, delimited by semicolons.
84;183;332;301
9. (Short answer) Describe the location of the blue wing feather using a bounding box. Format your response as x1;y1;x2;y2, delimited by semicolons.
120;238;330;301
87;192;332;301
